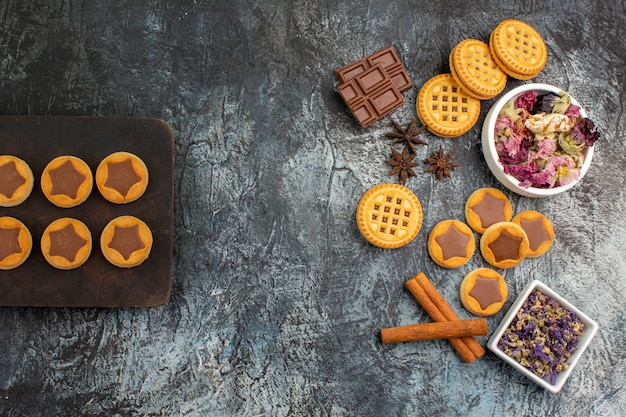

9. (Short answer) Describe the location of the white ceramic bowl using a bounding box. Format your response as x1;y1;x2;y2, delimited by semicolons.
487;280;598;393
481;83;594;198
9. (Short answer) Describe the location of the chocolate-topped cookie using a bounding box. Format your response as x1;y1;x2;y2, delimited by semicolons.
460;268;508;316
480;221;529;269
0;155;34;207
428;219;475;268
96;152;149;204
100;215;153;268
41;156;93;208
41;218;92;270
512;210;554;258
465;188;512;234
0;216;32;270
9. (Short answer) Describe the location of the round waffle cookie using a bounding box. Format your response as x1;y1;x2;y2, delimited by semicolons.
417;74;480;138
356;184;423;249
490;19;547;79
449;39;507;100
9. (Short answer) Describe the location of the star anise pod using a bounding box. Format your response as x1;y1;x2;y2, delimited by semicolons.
385;118;428;155
386;146;418;185
425;145;459;180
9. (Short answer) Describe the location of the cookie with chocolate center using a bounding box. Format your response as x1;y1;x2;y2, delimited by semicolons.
512;210;554;258
0;216;32;270
96;152;149;204
41;156;93;208
460;268;508;316
101;215;153;268
480;221;529;269
465;188;513;234
41;218;92;270
428;219;475;268
0;155;34;207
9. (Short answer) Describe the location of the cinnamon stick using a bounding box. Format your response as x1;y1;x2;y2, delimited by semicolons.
413;272;486;359
405;272;486;362
405;277;477;363
381;318;488;344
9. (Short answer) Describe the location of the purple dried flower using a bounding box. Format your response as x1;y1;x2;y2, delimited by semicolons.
532;93;559;113
571;118;600;146
498;290;585;385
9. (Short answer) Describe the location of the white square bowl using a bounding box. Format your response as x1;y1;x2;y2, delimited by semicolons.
487;280;598;393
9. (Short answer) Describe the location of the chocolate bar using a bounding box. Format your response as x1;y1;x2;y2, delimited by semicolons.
337;63;404;128
335;46;413;93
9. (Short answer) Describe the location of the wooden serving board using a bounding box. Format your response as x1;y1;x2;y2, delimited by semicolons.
0;117;174;307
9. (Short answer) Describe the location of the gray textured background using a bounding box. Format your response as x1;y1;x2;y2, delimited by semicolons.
1;1;625;416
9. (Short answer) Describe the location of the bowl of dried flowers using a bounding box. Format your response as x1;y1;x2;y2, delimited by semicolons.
481;84;600;197
487;280;598;393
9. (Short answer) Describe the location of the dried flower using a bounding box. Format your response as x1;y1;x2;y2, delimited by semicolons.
515;90;537;112
497;290;585;385
571;118;600;146
494;90;600;189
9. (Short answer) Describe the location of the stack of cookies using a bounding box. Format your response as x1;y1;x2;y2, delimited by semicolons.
489;19;548;80
417;19;548;138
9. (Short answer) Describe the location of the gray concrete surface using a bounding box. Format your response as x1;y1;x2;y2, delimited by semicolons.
0;1;624;415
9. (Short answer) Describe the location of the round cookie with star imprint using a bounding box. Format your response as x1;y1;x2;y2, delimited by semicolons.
0;216;32;270
41;156;93;208
96;152;149;204
0;155;34;207
512;210;554;258
460;267;508;316
428;219;475;268
464;188;512;234
480;221;529;269
101;215;153;268
41;218;92;270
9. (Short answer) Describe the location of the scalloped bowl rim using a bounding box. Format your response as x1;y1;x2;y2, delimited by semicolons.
481;83;594;198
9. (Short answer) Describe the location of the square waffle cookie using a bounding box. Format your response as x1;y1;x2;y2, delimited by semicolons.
356;184;423;249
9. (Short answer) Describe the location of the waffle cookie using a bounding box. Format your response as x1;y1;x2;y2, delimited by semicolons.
512;210;554;258
0;216;32;270
449;39;507;100
428;219;475;268
356;184;423;249
96;152;149;204
464;188;512;234
41;156;93;208
460;268;508;316
416;74;480;138
489;19;547;80
480;221;529;269
41;218;92;270
101;215;153;268
0;155;34;207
